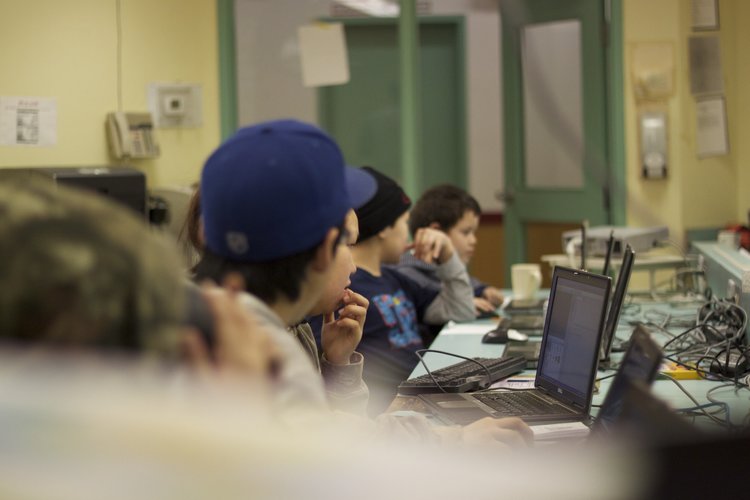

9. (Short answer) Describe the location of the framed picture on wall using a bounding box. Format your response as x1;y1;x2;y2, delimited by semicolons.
691;0;719;31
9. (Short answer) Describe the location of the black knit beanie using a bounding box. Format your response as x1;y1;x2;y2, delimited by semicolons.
355;166;412;242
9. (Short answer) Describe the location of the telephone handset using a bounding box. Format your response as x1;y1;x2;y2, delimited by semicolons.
106;111;160;159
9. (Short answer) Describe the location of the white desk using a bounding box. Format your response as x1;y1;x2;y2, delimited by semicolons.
401;300;750;428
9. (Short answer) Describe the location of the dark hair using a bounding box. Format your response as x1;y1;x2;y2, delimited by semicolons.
192;221;348;304
408;185;481;236
180;185;203;255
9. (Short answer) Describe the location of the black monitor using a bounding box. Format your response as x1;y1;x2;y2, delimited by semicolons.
0;167;146;216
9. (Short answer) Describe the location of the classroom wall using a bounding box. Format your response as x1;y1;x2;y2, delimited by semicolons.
735;1;750;224
623;0;746;247
0;0;221;188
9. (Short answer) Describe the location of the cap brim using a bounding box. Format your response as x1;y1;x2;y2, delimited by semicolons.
345;166;377;209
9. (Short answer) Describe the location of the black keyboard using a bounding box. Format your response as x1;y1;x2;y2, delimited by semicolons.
398;356;525;395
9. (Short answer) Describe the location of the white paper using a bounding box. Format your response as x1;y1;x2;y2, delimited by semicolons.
439;322;498;336
695;96;729;157
490;376;537;390
530;421;590;441
298;23;350;87
692;0;719;30
0;96;57;146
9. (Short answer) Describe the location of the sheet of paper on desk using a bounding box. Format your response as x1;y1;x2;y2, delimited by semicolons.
530;422;590;441
439;322;496;336
490;376;536;390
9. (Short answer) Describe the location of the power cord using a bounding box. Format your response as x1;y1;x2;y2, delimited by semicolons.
414;349;494;393
660;373;731;427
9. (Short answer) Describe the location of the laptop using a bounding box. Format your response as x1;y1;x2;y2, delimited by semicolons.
420;267;611;424
505;245;635;368
599;245;635;362
590;324;662;435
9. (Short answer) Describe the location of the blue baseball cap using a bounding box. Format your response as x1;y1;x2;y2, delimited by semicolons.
200;119;375;262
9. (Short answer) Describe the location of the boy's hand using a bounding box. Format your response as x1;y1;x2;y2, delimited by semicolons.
321;289;369;365
411;227;455;265
482;286;505;307
461;417;533;450
474;297;496;314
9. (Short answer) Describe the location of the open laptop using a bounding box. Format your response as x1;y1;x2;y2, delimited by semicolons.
590;324;662;435
599;245;635;363
420;267;611;424
504;245;635;368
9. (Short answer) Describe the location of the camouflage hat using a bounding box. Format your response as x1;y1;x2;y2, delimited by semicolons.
0;177;185;354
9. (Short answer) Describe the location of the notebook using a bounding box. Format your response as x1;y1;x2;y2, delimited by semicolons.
599;246;635;362
590;324;662;435
420;267;611;425
531;324;662;442
505;246;635;368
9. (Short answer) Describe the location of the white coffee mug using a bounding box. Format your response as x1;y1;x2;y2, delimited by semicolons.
511;263;542;300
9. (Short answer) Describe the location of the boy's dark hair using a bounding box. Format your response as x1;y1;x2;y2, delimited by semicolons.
408;185;481;237
193;221;348;304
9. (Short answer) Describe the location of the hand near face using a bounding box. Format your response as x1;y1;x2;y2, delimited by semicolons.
410;227;455;265
321;289;369;365
482;286;505;307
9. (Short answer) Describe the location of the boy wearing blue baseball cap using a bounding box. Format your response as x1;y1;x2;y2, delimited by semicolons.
195;120;531;447
195;119;376;414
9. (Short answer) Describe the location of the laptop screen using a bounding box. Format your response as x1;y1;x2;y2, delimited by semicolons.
536;268;610;407
600;246;635;361
594;325;662;433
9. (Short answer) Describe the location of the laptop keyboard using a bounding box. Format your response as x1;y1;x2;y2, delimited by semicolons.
397;356;525;395
474;391;577;417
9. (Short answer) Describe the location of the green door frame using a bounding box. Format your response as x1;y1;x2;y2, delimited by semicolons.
316;16;467;197
500;0;625;269
606;0;626;226
217;0;238;141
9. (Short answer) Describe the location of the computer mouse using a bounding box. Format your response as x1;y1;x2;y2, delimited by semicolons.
481;327;529;344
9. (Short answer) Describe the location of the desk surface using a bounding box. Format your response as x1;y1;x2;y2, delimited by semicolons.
392;297;750;428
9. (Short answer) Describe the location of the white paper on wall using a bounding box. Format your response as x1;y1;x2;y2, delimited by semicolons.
298;23;350;87
0;96;57;146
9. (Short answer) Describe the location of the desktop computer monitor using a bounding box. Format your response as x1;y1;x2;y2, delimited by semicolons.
0;167;146;217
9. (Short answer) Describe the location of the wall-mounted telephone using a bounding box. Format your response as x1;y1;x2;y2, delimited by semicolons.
106;111;160;159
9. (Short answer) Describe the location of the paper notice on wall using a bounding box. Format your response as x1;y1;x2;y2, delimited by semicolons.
298;23;349;87
688;36;723;95
692;0;719;30
695;96;729;158
0;96;57;146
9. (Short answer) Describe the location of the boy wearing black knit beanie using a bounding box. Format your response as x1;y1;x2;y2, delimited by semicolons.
348;167;475;415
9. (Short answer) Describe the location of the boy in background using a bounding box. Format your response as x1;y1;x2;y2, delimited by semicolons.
348;168;475;414
196;120;530;445
398;184;504;315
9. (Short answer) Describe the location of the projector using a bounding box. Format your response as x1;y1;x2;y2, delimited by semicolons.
562;226;669;257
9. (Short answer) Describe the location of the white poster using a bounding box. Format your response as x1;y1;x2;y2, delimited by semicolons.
0;96;57;146
298;23;349;87
696;96;729;158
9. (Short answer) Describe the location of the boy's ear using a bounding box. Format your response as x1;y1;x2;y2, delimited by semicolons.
428;222;442;231
221;272;246;293
311;227;339;272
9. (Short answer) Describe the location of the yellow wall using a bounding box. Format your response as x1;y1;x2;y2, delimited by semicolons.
736;1;750;223
624;0;747;244
0;0;220;187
